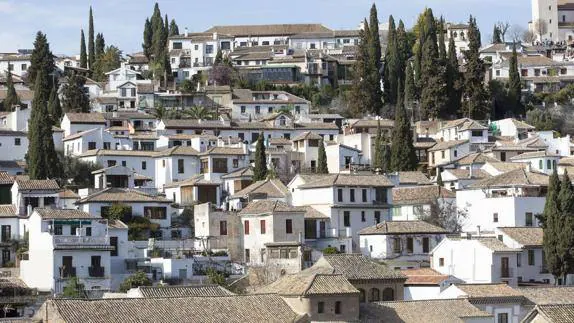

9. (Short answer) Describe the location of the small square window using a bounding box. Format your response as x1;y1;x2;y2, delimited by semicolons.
439;258;445;266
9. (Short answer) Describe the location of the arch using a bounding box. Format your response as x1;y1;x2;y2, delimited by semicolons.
382;287;395;301
452;31;458;38
358;288;366;303
369;288;380;302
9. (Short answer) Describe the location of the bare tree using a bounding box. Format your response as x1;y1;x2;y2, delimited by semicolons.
496;21;511;42
523;30;537;43
509;25;526;43
533;19;549;40
416;198;469;233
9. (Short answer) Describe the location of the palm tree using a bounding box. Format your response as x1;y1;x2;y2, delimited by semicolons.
182;105;216;120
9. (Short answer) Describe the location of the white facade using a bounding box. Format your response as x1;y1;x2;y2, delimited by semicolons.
530;0;559;42
0;131;28;161
359;231;446;265
325;144;362;174
154;154;200;190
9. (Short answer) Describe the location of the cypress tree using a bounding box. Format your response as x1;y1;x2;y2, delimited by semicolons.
558;170;574;283
381;143;390;173
438;18;447;61
368;5;384;116
390;84;417;171
543;170;562;283
372;120;384;170
143;18;153;59
253;133;268;181
80;29;87;69
383;16;397;105
446;35;461;117
350;20;372;117
462;16;489;119
27;31;55;93
369;4;382;72
61;73;90;113
420;9;447;120
492;25;502;44
317;140;328;174
48;81;62;125
404;62;416;115
3;71;20;111
88;6;95;69
396;20;409;93
95;33;105;59
436;169;443;187
508;43;523;116
169;19;179;36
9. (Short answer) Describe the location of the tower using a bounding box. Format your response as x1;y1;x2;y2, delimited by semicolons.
530;0;559;42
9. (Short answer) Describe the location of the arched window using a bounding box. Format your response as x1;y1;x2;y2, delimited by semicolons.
358;288;366;303
460;31;465;40
383;287;395;301
453;31;458;38
369;288;380;302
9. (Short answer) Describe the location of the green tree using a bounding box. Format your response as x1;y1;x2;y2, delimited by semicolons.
350;20;372;116
436;169;443;187
390;84;418;171
119;271;152;292
383;15;398;105
438;17;447;61
492;25;502;44
178;79;196;93
372;120;385;170
48;81;62;125
446;34;462;117
95;33;105;60
182;105;215;120
93;45;122;82
169;19;179;36
317;140;328;174
253;133;268;181
558;169;574;283
508;43;523;116
61;277;85;298
206;267;227;286
3;71;20;111
88;6;95;69
368;4;384;115
462;16;489;119
214;50;223;65
542;170;562;283
404;62;416;114
27;31;55;96
79;29;87;69
104;203;132;222
142;18;153;59
61;72;90;113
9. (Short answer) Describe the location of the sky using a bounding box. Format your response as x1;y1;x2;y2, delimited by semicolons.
0;0;531;55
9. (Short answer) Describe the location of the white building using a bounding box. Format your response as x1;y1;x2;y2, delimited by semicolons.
0;130;28;161
391;186;456;221
60;112;107;137
20;209;114;294
0;54;31;77
359;220;448;268
154;146;200;190
510;151;560;175
228;178;289;211
230;89;310;121
402;268;464;301
491;118;536;139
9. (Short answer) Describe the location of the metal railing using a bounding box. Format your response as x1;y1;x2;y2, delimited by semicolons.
59;267;76;278
88;266;105;278
54;236;108;245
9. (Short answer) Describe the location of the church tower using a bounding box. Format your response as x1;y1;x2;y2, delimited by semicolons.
531;0;559;42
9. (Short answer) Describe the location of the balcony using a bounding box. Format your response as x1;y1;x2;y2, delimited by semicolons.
54;236;108;246
88;266;105;278
59;266;76;278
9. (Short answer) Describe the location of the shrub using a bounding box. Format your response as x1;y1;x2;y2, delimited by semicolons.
119;271;152;292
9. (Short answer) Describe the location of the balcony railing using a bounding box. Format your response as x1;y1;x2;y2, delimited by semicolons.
54;236;108;246
88;266;105;278
59;267;76;278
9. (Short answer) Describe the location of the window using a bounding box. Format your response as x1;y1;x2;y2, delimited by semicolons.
335;301;342;314
337;189;343;202
358;289;366;302
121;161;127;167
260;220;266;234
245;249;250;262
144;207;167;219
528;249;535;266
498;313;509;323
295;106;301;114
369;288;380;302
495;70;500;76
213;158;228;173
103;142;111;150
286;219;293;234
361;211;366;222
362;189;367;202
343;211;350;227
547;159;552;170
21;64;27;71
54;224;63;235
317;301;324;313
121;88;126;97
241;106;246;114
382;288;395;301
255;106;260;114
233;159;239;168
7;64;12;71
107;160;116;167
268;107;273;113
374;211;381;224
172;42;182;49
406;237;414;253
142;161;146;170
194;44;199;50
350;189;355;202
205;45;214;54
493;213;499;223
539;160;544;169
441;151;445;159
454;150;458;158
521;69;528;77
517;253;522;267
220;221;227;235
244;221;250;235
14;138;21;146
220;41;231;50
110;236;118;256
422;237;430;253
85;227;92;236
393;238;401;253
525;212;533;226
439;258;445;266
131;88;136;97
178;159;184;173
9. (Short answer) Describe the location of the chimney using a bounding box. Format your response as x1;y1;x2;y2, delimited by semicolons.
184;27;189;37
476;225;481;237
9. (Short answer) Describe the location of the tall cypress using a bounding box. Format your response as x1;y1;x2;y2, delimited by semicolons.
368;4;384;115
79;29;87;69
169;19;180;36
350;20;372;117
383;16;397;105
492;25;502;44
558;170;574;283
88;6;95;69
369;4;382;72
253;133;268;181
3;71;20;111
508;43;523;116
404;62;416;115
317;140;328;174
95;33;105;59
372;120;384;170
438;18;447;61
462;16;489;119
543;170;562;282
48;81;62;125
143;18;153;59
27;31;55;94
420;9;447;120
396;21;409;93
446;35;461;117
390;83;417;171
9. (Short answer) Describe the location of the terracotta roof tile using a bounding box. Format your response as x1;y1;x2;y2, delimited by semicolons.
15;177;59;190
206;23;331;37
397;172;431;185
0;205;16;217
529;304;574;322
35;208;93;219
298;174;394;189
137;285;234;298
499;227;543;247
468;168;548;188
231;178;288;199
239;200;305;215
315;254;406;281
359;221;449;235
77;188;171;203
361;299;492;322
0;171;14;185
401;268;451;285
65;112;106;124
392;186;455;205
519;286;574;305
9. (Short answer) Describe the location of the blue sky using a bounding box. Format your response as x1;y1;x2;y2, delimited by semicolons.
0;0;530;55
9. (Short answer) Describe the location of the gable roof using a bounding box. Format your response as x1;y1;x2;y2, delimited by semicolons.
392;186;455;205
65;112;106;124
444;168;490;180
0;205;17;217
428;140;469;152
359;221;449;235
361;299;492;322
498;227;543;247
205;23;332;37
155;146;199;157
510;150;561;160
291;131;322;141
258;269;358;296
526;304;574;323
453;152;500;166
76;188;172;204
239;200;305;215
231;178;288;199
220;167;253;179
200;147;246;156
35;208;94;219
297;174;394;189
519;286;574;305
397;171;431;185
468;168;549;188
314;254;406;281
401;268;451;285
136;285;234;298
15;177;60;190
42;294;306;323
0;171;13;185
454;283;524;300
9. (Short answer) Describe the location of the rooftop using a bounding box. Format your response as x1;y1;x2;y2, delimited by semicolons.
454;283;524;299
392;185;455;205
258;269;358;296
297;173;394;189
76;188;171;204
467;168;549;188
401;268;451;285
498;227;543;247
231;178;288;199
15;177;60;190
136;285;234;298
239;200;305;215
205;23;332;37
359;221;449;235
313;254;406;281
35;208;94;220
361;299;492;322
519;286;574;305
397;171;431;185
65;112;106;124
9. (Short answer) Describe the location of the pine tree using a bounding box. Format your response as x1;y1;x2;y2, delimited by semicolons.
390;84;418;171
317;140;328;174
48;81;62;125
508;43;523;116
79;29;87;69
61;73;90;113
143;18;153;59
253;133;268;181
169;19;179;37
383;15;398;105
492;25;502;44
27;31;55;93
446;35;462;117
543;170;562;282
3;71;20;111
88;6;95;69
462;16;489;119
